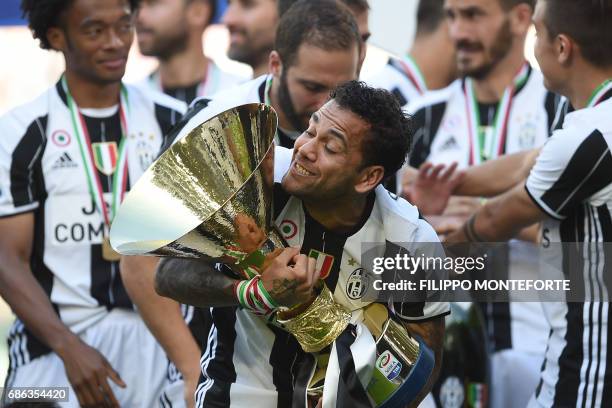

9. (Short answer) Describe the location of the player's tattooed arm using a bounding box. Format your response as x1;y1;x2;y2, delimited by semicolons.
155;247;319;308
403;317;445;408
155;258;238;307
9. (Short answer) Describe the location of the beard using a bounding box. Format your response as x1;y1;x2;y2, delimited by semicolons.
457;18;513;80
277;70;310;132
138;26;189;61
227;40;272;69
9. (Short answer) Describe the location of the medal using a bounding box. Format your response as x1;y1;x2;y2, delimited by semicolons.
63;76;130;261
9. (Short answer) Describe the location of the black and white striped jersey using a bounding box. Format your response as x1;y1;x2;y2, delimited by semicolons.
526;88;612;408
407;66;562;169
194;147;449;408
365;56;427;108
0;80;185;369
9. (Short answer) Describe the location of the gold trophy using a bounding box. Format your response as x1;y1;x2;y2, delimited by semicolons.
110;103;350;352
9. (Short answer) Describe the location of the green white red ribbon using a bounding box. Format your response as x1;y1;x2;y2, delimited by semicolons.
234;275;279;317
586;79;612;108
63;76;129;227
464;62;530;165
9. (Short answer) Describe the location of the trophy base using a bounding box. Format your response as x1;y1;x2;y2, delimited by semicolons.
276;284;351;353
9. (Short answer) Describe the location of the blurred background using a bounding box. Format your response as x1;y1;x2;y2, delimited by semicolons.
0;0;537;385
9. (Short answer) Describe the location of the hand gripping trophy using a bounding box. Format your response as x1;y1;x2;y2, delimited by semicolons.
110;104;435;407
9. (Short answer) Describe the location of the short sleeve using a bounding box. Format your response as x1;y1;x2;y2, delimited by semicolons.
526;128;612;220
390;219;450;322
0;113;46;217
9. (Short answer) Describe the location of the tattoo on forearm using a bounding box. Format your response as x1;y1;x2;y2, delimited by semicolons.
155;259;237;307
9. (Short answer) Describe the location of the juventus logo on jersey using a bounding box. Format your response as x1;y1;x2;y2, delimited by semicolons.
346;268;367;300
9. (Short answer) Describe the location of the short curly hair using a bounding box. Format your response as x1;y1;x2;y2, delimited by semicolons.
21;0;140;50
330;81;413;182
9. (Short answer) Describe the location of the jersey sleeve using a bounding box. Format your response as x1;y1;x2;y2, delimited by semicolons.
407;102;448;169
525;127;612;220
390;219;450;322
0;112;46;217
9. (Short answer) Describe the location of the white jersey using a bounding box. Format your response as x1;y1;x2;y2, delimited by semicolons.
195;147;449;408
525;88;612;408
0;80;185;368
135;59;246;105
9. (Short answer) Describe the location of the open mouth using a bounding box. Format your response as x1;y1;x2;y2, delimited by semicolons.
294;162;315;176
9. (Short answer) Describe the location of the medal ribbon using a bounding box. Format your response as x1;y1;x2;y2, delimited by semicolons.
586;79;612;108
464;62;530;165
398;54;428;95
63;76;129;228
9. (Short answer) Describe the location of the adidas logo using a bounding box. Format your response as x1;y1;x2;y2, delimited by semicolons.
439;136;460;152
52;152;78;169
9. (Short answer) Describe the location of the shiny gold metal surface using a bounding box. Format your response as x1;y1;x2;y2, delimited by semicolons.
109;103;349;352
277;284;352;353
110;103;277;264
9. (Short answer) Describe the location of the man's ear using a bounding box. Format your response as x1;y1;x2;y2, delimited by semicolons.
355;165;385;194
509;3;533;36
187;0;212;29
268;50;283;78
556;33;573;65
47;26;66;52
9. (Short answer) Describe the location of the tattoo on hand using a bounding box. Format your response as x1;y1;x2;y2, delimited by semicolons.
271;278;299;297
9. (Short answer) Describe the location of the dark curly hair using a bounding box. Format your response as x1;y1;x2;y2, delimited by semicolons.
330;81;413;182
21;0;140;50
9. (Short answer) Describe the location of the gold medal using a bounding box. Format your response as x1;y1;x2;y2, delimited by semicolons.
102;237;121;262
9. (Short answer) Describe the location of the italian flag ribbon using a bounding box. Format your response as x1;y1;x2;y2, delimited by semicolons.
308;249;334;280
586;79;612;108
464;62;530;165
398;54;428;95
234;275;279;317
63;76;130;227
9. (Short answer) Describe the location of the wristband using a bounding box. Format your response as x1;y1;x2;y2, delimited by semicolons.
233;275;279;317
463;213;487;242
